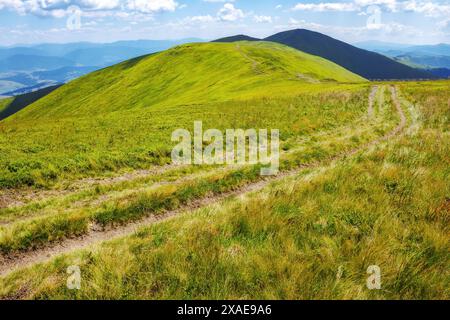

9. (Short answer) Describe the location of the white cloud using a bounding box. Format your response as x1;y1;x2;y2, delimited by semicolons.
291;0;450;17
0;0;179;17
217;3;244;21
293;2;357;12
254;15;272;23
277;15;425;43
401;0;450;17
187;14;216;23
126;0;178;13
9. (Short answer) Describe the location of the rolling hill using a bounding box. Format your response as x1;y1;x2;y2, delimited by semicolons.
0;41;366;189
0;35;448;301
215;29;438;80
0;84;62;121
212;35;260;42
0;39;202;96
7;41;365;120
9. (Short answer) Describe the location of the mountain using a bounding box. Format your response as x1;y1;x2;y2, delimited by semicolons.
32;66;99;83
355;42;450;56
64;47;149;67
400;44;450;56
0;47;47;60
5;42;365;120
2;81;60;96
394;54;450;69
213;30;437;80
0;55;75;72
427;68;450;78
353;40;412;52
356;41;450;69
0;66;99;95
212;35;260;42
263;29;437;80
0;39;202;96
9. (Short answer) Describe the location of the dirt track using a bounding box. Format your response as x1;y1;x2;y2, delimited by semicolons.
0;86;408;277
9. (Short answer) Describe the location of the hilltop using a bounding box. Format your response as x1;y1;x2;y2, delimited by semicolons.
6;41;365;120
215;29;438;80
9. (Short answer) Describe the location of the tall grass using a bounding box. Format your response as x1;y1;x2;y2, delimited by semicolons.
2;83;447;300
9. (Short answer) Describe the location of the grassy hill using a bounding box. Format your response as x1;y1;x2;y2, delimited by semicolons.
215;29;438;80
0;97;13;113
0;85;62;121
0;41;366;188
0;38;448;300
7;41;365;120
212;35;260;42
266;30;437;80
0;81;448;300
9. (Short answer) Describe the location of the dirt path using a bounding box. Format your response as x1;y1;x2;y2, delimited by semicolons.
0;163;186;210
368;86;378;118
235;44;264;74
0;86;408;277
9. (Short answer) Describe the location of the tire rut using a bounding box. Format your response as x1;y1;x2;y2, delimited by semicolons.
0;85;407;277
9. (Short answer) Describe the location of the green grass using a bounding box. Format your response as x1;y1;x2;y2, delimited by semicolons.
0;82;447;300
0;42;366;189
0;97;12;113
7;42;365;120
0;39;447;300
0;93;392;253
0;81;397;254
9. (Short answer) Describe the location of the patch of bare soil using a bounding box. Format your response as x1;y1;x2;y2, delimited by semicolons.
0;163;185;210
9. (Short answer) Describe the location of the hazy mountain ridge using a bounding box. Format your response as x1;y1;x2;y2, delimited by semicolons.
0;39;203;95
355;41;450;73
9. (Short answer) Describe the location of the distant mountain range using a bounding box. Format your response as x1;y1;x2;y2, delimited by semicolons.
355;41;450;78
356;41;450;57
2;30;449;99
215;29;438;80
0;39;203;96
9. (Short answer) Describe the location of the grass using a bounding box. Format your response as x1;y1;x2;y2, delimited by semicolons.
0;97;12;113
0;42;365;189
0;39;447;300
0;82;447;299
0;95;393;253
0;80;398;254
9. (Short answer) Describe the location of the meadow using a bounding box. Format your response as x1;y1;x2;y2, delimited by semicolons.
0;41;447;300
0;42;365;190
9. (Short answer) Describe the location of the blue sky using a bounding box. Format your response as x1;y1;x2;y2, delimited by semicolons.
1;0;450;46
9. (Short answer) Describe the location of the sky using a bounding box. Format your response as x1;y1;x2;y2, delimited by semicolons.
1;0;450;46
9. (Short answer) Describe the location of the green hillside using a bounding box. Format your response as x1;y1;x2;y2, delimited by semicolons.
7;41;365;120
0;42;366;188
0;97;12;113
0;38;447;300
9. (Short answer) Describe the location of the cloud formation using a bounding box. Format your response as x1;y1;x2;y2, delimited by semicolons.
293;0;450;17
0;0;179;17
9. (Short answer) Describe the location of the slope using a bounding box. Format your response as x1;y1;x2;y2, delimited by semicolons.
0;85;62;121
0;41;366;188
264;29;437;80
212;35;260;42
214;30;439;80
7;41;365;120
